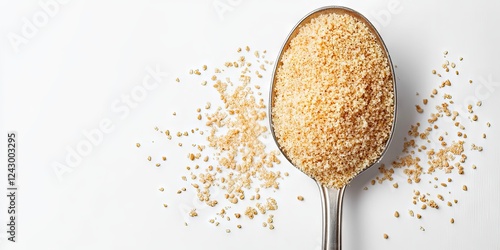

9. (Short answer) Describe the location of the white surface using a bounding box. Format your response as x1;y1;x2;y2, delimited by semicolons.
1;0;499;249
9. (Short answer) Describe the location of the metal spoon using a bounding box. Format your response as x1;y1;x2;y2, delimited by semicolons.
268;6;397;250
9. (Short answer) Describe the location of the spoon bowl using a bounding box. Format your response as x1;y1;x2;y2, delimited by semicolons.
268;6;397;250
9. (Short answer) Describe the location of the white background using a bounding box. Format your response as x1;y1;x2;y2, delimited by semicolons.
1;0;500;249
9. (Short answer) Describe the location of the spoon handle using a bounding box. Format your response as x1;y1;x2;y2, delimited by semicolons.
319;183;346;250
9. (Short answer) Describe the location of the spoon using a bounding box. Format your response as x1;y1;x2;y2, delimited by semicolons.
268;6;397;250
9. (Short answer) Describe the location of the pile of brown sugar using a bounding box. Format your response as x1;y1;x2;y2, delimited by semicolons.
138;47;287;232
272;13;395;188
374;51;488;227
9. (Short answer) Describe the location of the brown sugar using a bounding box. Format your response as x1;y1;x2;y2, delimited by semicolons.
272;13;394;188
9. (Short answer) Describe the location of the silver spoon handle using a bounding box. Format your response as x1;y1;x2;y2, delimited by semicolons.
319;183;346;250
